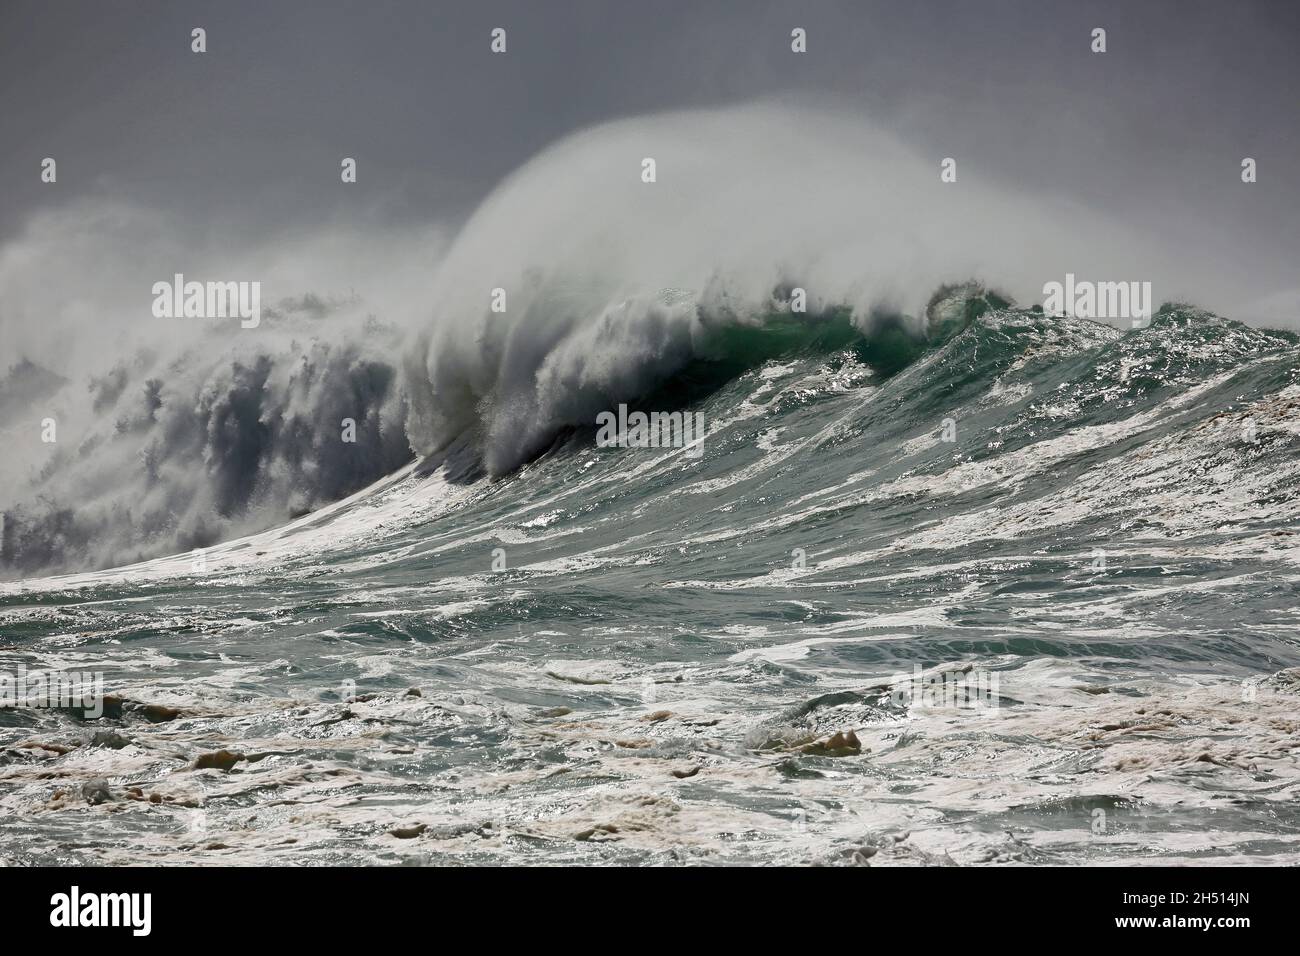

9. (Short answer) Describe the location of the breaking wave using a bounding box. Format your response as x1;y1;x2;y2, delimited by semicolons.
0;104;1272;577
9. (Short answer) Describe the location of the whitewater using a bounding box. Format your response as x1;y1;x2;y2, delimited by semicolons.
2;106;1299;865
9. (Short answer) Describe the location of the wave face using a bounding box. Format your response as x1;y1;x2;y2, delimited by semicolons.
4;299;1300;865
404;104;1203;479
0;105;1228;577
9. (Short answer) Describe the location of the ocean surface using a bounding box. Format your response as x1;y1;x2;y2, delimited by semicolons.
4;295;1300;866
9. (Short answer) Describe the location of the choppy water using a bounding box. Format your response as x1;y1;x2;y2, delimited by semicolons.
4;303;1300;865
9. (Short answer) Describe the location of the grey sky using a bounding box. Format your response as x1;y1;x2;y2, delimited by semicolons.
2;0;1298;314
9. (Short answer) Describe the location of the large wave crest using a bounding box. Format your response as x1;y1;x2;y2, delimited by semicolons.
0;104;1234;576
